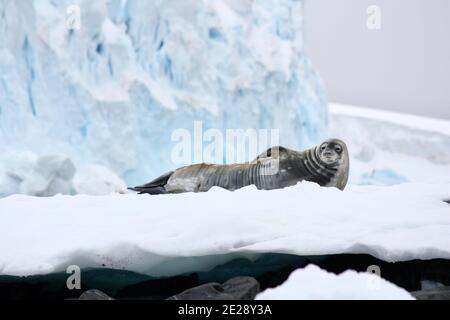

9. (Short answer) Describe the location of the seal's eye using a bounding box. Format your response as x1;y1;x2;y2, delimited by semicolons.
335;146;342;153
321;145;327;151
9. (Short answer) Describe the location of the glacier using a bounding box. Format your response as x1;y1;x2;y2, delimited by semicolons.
0;0;327;196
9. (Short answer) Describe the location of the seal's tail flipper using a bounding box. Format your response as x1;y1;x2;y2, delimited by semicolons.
128;171;174;195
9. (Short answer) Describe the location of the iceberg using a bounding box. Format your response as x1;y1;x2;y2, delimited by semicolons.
0;0;327;192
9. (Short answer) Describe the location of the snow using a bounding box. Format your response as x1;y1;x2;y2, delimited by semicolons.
0;0;327;189
330;103;450;136
329;103;450;186
73;165;128;195
256;265;415;300
0;153;76;197
0;181;449;277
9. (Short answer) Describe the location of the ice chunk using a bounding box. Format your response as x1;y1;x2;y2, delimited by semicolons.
0;152;128;196
359;169;408;186
255;265;414;300
25;155;76;196
0;152;37;197
0;153;76;197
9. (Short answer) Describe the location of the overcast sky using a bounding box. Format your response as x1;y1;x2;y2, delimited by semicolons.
304;0;450;120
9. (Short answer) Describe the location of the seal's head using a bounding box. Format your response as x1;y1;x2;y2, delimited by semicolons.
317;139;348;166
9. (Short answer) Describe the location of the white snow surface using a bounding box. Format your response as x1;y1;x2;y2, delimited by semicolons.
73;164;128;195
1;181;449;277
256;265;414;300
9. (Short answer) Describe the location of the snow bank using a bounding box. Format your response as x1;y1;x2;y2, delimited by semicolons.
329;103;450;185
256;265;414;300
1;181;449;277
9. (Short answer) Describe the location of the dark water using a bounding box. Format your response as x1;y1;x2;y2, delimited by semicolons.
1;253;449;300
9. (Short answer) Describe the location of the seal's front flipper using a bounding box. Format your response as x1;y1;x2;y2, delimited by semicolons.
128;171;174;195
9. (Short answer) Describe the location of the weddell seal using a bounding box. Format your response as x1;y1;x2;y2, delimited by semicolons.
129;138;349;195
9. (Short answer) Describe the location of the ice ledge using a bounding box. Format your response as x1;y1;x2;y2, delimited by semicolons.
1;181;449;277
330;103;450;136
